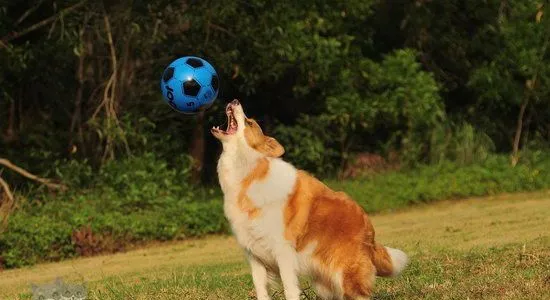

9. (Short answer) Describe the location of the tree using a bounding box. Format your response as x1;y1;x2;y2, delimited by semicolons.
468;1;550;165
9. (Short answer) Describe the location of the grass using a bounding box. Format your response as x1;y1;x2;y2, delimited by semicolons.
1;191;549;299
326;155;550;213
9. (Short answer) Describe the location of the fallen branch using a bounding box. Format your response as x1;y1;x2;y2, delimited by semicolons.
0;158;67;191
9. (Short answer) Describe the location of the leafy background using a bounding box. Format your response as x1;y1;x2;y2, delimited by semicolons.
0;0;549;269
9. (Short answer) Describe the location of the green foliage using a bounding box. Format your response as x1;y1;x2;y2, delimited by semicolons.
2;0;550;179
0;154;227;269
274;116;338;175
400;0;550;149
468;1;550;105
357;49;444;164
53;159;94;187
0;212;75;268
95;153;193;212
429;122;496;165
0;198;226;269
329;153;550;213
275;49;444;173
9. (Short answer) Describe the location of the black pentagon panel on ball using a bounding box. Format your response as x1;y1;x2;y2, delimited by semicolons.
163;67;174;82
186;58;204;68
211;75;219;91
182;79;201;97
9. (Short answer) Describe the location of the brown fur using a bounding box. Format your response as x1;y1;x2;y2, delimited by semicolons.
244;118;284;158
237;157;269;218
372;242;394;277
284;171;394;298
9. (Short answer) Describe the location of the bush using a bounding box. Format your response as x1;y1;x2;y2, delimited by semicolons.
94;153;194;213
429;122;496;165
0;154;227;269
0;198;227;269
274;118;338;175
330;154;550;213
0;212;74;268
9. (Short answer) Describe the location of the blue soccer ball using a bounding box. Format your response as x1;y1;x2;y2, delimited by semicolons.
160;56;219;114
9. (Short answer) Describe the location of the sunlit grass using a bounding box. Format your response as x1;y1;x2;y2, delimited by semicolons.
3;191;549;299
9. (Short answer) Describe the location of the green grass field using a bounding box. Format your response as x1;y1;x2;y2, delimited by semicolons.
1;191;549;300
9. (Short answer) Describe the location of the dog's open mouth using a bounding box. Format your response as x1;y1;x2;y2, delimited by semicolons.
212;105;238;135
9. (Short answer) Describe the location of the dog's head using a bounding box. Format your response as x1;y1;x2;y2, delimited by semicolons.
211;99;284;158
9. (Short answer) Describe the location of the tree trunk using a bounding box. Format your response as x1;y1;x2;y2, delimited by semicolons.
511;82;532;167
522;105;534;148
3;99;15;143
69;27;86;155
189;112;205;184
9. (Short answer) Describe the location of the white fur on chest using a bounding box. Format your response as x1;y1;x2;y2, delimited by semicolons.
219;154;298;266
247;159;297;207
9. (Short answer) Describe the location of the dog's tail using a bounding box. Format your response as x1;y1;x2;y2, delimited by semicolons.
371;242;409;277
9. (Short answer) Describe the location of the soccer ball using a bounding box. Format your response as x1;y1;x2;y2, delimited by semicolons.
160;56;219;114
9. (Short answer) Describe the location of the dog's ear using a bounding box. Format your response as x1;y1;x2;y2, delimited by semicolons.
244;118;285;157
259;136;285;158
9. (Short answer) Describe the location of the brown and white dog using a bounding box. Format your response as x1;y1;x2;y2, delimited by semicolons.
212;100;408;300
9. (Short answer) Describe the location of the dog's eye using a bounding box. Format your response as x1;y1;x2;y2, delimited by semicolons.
246;119;253;126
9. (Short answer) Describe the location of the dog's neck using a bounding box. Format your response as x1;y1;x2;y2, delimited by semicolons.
217;139;264;195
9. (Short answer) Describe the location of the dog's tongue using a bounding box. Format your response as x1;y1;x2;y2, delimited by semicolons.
226;117;237;134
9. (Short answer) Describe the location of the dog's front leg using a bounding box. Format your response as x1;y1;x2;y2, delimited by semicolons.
248;254;271;300
275;247;301;300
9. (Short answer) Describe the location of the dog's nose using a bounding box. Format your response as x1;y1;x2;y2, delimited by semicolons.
231;99;240;106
